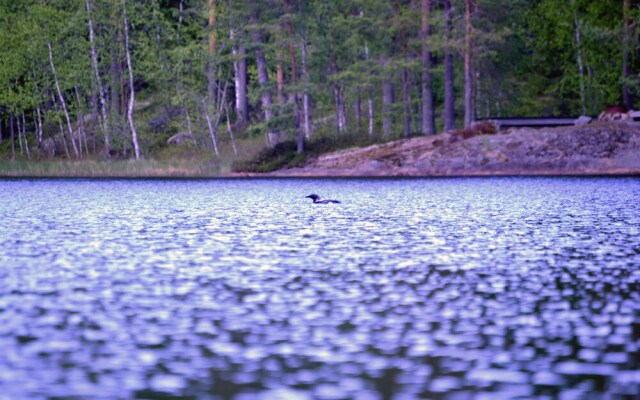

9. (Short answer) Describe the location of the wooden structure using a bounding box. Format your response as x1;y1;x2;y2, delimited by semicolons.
479;116;591;131
479;110;640;131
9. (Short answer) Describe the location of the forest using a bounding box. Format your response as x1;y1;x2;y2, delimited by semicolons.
0;0;637;172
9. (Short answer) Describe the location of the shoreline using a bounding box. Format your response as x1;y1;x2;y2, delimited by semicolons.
2;121;639;179
1;169;639;179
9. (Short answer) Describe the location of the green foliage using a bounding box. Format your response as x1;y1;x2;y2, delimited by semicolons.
232;130;379;173
521;0;623;115
0;0;637;170
232;140;304;173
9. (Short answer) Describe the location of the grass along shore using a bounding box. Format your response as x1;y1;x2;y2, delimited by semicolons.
0;128;386;178
0;136;268;178
0;157;223;178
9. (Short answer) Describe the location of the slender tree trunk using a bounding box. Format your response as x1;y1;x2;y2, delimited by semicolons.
334;84;346;133
464;0;474;128
382;80;394;136
203;78;228;157
51;90;71;159
214;78;228;132
16;112;24;156
251;16;277;147
368;89;374;137
74;87;90;157
206;77;229;156
276;62;286;107
208;0;218;106
109;40;121;131
0;114;3;144
174;0;186;126
48;42;80;158
21;112;31;159
32;111;39;148
274;18;287;108
623;0;632;109
9;114;15;160
202;98;219;156
274;25;286;108
283;0;303;153
86;0;110;154
185;105;196;146
571;1;586;115
365;44;374;137
402;68;411;137
238;47;248;123
585;54;595;114
36;106;43;146
178;0;184;42
340;89;347;132
175;0;186;103
421;0;435;135
237;46;248;122
202;99;220;157
123;0;141;159
109;14;125;126
444;0;455;131
396;0;412;138
331;57;347;135
231;29;248;124
291;92;303;153
301;36;312;140
32;74;43;146
119;28;126;117
223;99;238;156
354;91;362;131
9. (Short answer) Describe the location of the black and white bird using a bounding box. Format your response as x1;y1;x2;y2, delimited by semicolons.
305;193;341;204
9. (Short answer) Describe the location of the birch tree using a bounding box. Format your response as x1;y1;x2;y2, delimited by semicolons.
48;42;80;159
86;0;110;154
122;0;141;159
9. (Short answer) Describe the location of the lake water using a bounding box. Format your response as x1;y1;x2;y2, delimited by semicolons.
0;177;639;399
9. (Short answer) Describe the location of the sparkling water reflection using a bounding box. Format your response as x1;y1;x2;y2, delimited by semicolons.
0;178;639;399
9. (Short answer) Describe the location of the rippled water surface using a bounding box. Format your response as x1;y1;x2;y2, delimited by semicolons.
0;178;639;399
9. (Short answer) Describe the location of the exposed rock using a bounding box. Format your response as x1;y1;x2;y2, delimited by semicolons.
267;121;640;176
365;160;386;170
167;133;195;145
574;115;592;126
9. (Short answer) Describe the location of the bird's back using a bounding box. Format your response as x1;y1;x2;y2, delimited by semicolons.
316;199;341;204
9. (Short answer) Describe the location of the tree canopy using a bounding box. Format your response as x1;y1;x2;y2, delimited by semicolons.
0;0;637;162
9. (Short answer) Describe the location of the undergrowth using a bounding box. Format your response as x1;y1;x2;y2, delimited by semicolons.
232;133;379;173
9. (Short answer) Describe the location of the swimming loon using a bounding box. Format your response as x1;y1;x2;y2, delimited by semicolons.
305;193;341;204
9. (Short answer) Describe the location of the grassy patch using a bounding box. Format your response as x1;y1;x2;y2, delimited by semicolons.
0;133;270;178
0;157;219;178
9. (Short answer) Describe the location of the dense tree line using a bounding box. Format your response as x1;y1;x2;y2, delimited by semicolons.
0;0;637;160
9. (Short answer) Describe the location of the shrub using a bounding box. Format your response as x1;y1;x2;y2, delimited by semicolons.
232;133;378;173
